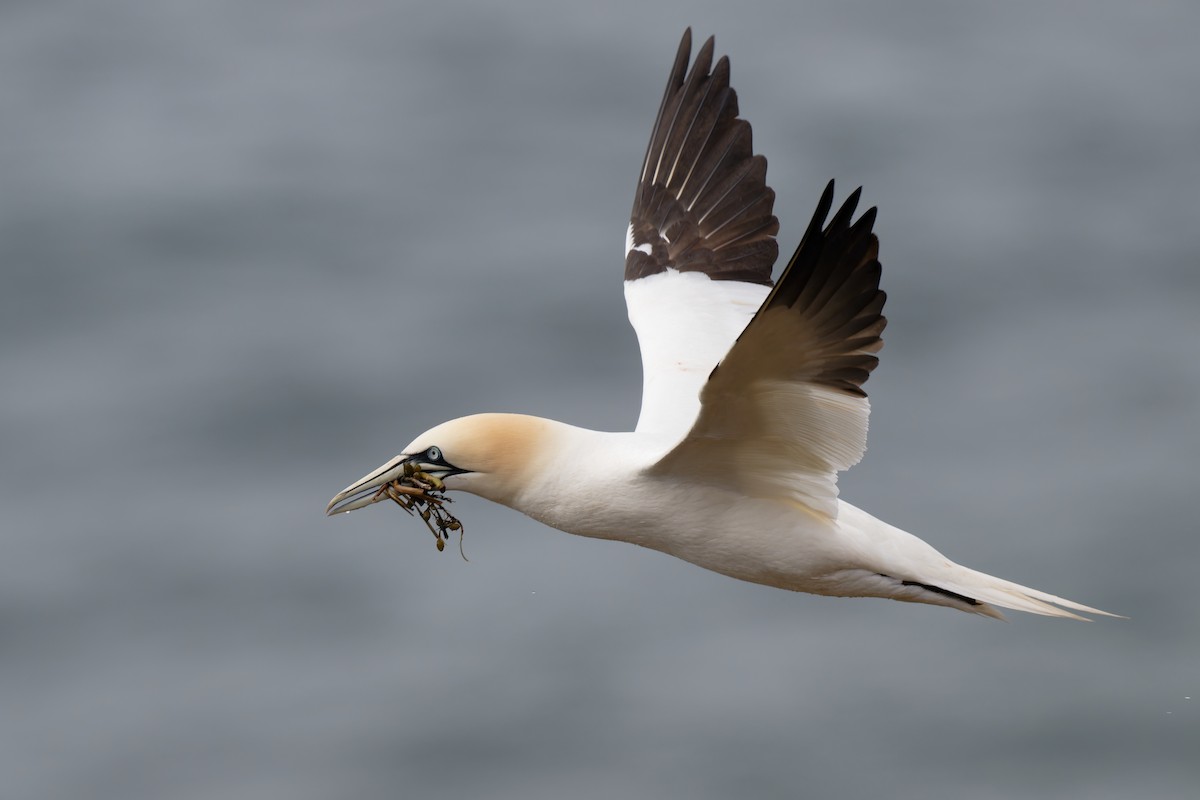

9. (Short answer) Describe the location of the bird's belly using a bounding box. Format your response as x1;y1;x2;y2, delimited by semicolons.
541;484;852;591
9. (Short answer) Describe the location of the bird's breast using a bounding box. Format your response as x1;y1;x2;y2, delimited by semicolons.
515;471;848;588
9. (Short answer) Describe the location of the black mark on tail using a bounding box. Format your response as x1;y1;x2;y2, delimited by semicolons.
884;575;981;606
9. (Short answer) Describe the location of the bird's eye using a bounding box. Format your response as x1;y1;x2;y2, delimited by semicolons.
426;446;442;462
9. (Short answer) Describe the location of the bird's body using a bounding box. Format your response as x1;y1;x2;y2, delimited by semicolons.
327;30;1115;621
400;413;1103;620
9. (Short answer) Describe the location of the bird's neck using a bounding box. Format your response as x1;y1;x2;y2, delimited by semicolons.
467;419;672;541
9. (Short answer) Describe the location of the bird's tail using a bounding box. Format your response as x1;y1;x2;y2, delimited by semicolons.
829;505;1120;620
902;563;1121;621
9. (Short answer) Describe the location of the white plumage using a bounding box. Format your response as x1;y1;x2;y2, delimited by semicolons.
326;29;1115;621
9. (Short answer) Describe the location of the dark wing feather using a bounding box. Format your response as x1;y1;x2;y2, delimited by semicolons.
650;182;887;517
737;179;887;398
625;29;779;285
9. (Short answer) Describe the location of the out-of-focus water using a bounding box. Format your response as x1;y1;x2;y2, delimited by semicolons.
3;1;1197;798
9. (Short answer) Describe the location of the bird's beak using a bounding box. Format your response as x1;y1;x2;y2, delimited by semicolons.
325;455;411;516
326;453;466;516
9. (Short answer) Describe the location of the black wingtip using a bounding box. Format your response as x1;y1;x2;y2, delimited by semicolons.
810;179;836;233
688;36;715;83
820;178;836;208
628;28;779;285
828;186;862;231
853;205;878;235
846;185;863;213
668;29;693;88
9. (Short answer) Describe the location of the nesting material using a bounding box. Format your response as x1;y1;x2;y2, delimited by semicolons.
375;462;466;558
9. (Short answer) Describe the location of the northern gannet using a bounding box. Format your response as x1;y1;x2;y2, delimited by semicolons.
327;29;1115;620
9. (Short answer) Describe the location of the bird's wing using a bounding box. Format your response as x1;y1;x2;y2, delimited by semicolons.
624;29;779;441
650;181;887;519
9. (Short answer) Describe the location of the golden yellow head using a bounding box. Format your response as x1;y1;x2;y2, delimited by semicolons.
326;413;563;516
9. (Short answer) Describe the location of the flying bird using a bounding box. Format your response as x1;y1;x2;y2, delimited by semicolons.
327;29;1115;620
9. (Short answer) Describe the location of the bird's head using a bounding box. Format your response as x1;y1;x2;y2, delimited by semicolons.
325;413;557;517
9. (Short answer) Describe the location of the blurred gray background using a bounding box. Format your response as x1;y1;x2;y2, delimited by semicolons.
3;1;1197;798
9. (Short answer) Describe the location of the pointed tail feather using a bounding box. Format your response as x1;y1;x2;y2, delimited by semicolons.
935;566;1122;621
